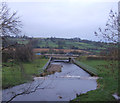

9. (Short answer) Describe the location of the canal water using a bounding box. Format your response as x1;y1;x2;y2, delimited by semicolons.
2;62;97;102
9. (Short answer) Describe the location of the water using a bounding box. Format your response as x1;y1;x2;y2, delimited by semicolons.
2;62;97;102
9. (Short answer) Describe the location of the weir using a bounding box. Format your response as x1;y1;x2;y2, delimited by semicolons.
51;57;73;63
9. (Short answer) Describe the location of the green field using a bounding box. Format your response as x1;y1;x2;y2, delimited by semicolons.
36;38;106;50
2;58;48;89
33;38;117;55
72;58;118;101
6;37;117;55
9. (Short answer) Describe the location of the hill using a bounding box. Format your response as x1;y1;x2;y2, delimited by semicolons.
32;37;113;55
4;36;116;55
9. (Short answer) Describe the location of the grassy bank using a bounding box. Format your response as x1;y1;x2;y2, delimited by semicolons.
73;59;97;76
72;58;118;101
2;58;48;89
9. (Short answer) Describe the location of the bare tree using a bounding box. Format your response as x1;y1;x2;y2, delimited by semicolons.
0;2;22;52
0;2;22;36
1;3;53;103
94;8;120;97
95;10;119;43
95;10;119;60
0;2;60;103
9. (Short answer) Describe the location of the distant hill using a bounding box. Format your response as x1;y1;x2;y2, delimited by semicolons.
5;36;116;55
32;37;115;55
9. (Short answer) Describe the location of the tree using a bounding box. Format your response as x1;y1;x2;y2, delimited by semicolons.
0;2;22;52
95;10;119;60
95;10;119;43
95;9;120;97
0;2;34;62
1;3;52;103
0;2;22;36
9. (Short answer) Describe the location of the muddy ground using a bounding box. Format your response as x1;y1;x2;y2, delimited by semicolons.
40;64;62;76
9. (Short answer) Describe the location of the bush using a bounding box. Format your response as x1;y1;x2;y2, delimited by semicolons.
14;44;34;62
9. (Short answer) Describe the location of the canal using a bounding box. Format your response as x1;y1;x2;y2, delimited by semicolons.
2;61;97;102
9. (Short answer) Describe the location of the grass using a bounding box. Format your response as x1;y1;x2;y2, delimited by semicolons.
73;60;98;76
72;58;118;102
2;58;48;89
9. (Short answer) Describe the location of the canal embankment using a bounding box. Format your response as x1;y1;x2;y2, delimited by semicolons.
72;59;98;76
71;59;118;101
40;57;63;76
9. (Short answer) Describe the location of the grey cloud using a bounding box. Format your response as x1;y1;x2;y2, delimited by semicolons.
8;1;118;41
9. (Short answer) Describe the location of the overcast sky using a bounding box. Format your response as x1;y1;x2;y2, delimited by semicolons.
7;0;119;41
